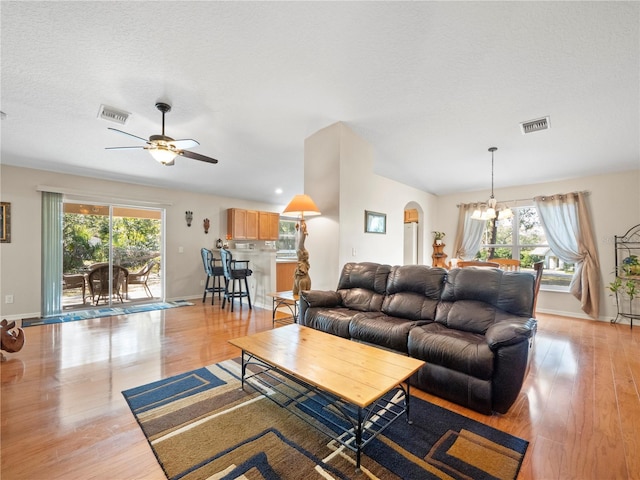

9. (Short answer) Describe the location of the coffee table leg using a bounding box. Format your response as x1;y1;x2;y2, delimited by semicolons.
355;407;363;470
406;382;413;425
240;351;247;391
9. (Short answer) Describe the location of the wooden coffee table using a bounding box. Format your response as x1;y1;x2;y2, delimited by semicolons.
228;324;424;469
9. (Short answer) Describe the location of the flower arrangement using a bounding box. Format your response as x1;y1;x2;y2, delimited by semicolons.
622;255;640;276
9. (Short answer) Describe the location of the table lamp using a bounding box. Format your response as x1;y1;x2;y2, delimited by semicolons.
282;194;321;294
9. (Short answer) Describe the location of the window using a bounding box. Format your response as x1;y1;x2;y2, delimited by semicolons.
277;219;298;257
476;205;574;290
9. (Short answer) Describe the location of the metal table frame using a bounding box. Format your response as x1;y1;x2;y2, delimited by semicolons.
239;351;413;470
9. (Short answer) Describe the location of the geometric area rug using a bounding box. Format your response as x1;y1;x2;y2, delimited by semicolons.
22;300;194;327
122;358;528;480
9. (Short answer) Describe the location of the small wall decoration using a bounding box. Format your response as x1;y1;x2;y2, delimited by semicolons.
0;202;10;243
185;211;193;227
365;210;386;234
203;218;210;234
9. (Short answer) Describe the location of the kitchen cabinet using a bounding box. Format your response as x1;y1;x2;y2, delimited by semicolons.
246;210;258;239
259;211;280;240
276;261;297;291
227;208;247;239
228;208;279;240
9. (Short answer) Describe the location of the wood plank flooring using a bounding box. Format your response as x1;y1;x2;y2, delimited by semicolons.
1;304;638;479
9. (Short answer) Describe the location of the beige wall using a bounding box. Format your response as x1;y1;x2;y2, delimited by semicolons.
2;158;638;324
0;165;283;320
435;169;640;321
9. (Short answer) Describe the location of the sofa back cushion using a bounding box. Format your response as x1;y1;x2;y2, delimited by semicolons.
382;265;447;320
437;268;535;333
337;262;391;312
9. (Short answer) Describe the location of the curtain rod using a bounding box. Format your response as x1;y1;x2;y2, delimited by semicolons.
457;190;590;208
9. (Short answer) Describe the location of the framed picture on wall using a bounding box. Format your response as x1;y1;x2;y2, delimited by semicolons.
364;210;386;234
0;202;10;243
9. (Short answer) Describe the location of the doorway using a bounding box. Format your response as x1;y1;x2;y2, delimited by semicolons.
61;202;163;310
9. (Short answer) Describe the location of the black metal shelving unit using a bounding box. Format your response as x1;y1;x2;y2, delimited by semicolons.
612;224;640;328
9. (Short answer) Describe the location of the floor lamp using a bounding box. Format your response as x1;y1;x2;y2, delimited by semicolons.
282;194;321;295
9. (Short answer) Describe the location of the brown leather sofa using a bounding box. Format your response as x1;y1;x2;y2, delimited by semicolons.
298;262;537;414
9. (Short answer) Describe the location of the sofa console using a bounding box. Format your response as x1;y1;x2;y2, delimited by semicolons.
298;262;537;414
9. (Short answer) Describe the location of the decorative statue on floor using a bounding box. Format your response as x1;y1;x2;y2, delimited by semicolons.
293;221;311;295
1;319;25;362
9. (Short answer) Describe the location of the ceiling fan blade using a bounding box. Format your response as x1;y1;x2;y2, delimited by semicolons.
105;146;145;150
107;127;148;143
170;139;200;149
179;149;219;164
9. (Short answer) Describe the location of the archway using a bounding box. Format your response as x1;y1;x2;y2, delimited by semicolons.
403;201;424;265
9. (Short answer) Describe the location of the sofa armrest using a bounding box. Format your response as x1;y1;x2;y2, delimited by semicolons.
298;290;342;323
485;317;537;350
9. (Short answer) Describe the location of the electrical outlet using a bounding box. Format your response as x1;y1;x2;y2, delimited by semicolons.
200;280;205;286
5;295;14;304
352;248;357;256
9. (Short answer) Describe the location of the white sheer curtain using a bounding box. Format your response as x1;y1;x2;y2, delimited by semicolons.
452;203;485;261
41;191;63;317
534;191;601;318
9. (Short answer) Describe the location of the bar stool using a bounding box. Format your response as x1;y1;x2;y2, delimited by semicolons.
201;248;225;305
220;248;253;312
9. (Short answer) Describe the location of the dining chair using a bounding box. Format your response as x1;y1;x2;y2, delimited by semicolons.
219;248;253;312
457;260;500;268
127;260;157;298
201;248;225;305
533;261;544;314
492;258;521;271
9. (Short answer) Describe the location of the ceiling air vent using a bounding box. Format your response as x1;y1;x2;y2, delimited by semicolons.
520;116;550;134
98;104;130;125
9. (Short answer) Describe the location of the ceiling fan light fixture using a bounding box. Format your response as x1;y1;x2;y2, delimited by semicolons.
148;146;178;165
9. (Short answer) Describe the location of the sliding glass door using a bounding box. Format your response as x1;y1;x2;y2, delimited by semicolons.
61;202;163;310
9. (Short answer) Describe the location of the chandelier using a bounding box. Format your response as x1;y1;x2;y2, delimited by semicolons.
471;147;513;221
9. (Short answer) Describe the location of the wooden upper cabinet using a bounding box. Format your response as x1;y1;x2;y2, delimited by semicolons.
259;211;280;240
245;210;259;239
228;208;279;240
227;208;247;239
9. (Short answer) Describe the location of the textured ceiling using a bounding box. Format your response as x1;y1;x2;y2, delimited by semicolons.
1;1;638;205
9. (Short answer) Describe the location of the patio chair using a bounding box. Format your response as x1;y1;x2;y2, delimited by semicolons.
87;265;128;305
128;260;157;298
63;273;87;304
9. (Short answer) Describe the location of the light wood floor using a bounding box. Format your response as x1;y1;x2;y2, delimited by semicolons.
1;304;639;479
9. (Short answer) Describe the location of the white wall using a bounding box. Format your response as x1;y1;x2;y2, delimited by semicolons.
0;165;283;319
304;122;438;290
434;169;640;322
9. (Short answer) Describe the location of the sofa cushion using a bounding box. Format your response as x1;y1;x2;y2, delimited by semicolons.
382;265;446;320
441;268;535;317
300;307;356;338
407;323;494;379
337;262;391;312
437;299;499;334
349;313;426;353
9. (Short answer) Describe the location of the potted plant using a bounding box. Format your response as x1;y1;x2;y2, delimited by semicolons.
432;231;445;245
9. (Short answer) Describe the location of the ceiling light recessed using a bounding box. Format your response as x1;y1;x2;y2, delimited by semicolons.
98;104;130;125
520;116;550;134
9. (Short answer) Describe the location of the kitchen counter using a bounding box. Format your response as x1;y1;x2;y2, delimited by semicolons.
225;249;276;309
